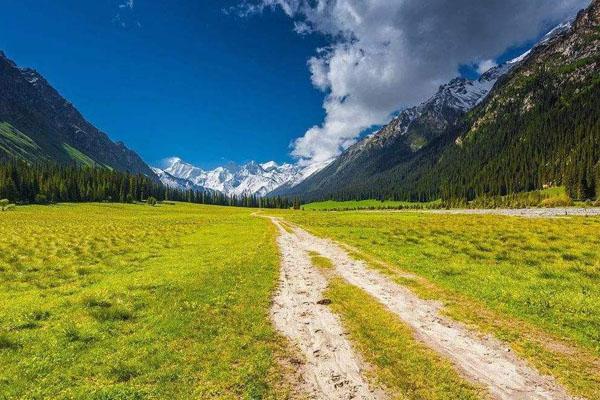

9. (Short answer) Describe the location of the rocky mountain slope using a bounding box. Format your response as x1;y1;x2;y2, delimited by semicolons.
273;57;522;200
276;3;598;202
441;0;600;201
153;157;321;197
150;167;216;194
0;52;155;177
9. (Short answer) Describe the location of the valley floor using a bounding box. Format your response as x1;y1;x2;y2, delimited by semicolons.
414;207;600;218
1;203;598;399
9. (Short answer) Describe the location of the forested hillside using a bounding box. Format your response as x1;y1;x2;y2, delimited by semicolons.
441;2;600;201
276;0;599;203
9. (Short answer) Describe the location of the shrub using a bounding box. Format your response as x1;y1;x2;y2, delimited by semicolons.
540;195;574;208
0;199;8;210
147;196;157;206
34;194;48;204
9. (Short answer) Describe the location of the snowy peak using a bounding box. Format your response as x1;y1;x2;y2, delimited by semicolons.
260;161;279;171
162;157;204;181
155;157;321;197
433;60;517;113
151;167;213;193
350;59;519;156
538;17;574;47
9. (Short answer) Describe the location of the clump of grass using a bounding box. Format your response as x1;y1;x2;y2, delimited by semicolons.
561;253;579;261
14;310;51;331
92;304;134;322
83;294;112;308
64;325;96;343
76;266;93;276
83;293;135;322
111;361;141;382
92;387;146;400
540;194;574;208
309;251;334;270
0;333;20;350
30;310;51;321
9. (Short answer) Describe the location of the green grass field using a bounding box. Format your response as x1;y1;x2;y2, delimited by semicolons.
302;199;443;211
0;203;290;399
2;203;599;399
277;209;600;398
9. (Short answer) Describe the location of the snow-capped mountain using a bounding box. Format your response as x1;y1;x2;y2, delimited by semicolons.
151;167;215;193
351;59;521;155
153;157;324;197
351;18;575;155
275;16;579;202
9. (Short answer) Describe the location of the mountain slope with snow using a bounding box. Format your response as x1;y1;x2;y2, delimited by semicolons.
151;167;216;194
275;17;577;201
153;158;325;197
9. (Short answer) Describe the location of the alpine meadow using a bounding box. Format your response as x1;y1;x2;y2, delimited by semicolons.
1;1;600;399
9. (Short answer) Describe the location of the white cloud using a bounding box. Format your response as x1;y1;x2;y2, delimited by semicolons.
477;59;498;74
242;0;590;166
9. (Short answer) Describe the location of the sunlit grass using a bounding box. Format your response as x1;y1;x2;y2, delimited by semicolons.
302;199;443;211
308;251;334;269
277;209;600;398
0;203;290;399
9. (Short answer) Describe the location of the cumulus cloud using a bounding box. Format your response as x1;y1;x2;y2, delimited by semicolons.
242;0;590;165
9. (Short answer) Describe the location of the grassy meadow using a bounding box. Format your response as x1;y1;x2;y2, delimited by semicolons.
0;203;290;399
302;199;443;211
277;210;600;398
2;201;599;399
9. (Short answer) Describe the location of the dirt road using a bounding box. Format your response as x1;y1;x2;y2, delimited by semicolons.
269;216;575;400
270;218;384;400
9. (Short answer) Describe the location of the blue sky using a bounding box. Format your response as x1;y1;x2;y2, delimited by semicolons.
0;0;326;168
0;0;588;169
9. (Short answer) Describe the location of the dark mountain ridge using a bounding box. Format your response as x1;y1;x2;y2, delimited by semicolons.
0;51;155;178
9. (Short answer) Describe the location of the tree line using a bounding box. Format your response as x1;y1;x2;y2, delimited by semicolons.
0;159;296;209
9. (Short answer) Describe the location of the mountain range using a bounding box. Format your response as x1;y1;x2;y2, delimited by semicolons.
153;157;328;197
0;52;155;178
0;0;597;203
275;1;599;202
